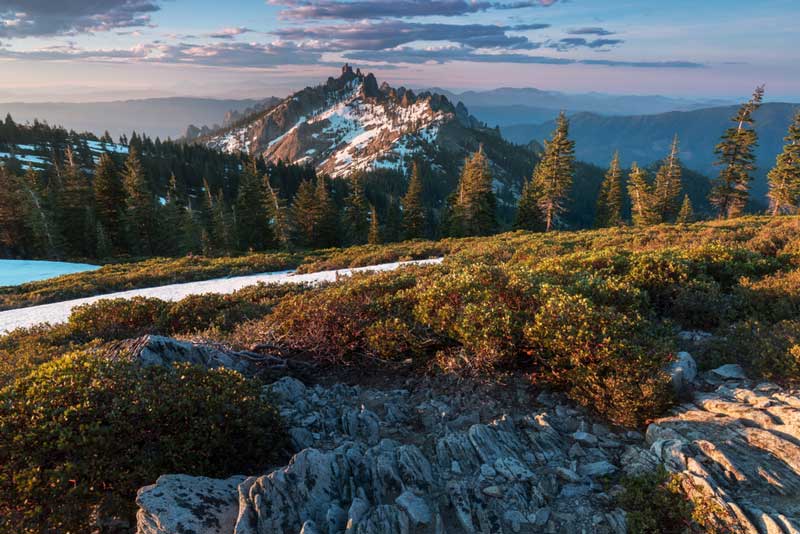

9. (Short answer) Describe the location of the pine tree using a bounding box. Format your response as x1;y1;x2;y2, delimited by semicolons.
533;112;575;231
20;167;57;257
448;147;497;237
181;206;203;255
122;147;157;255
314;176;340;248
401;161;427;239
235;160;273;251
677;194;694;223
627;163;659;226
158;174;185;255
709;85;765;219
515;174;544;231
290;179;318;248
57;147;95;257
595;151;623;228
384;199;403;243
343;174;369;245
211;191;234;254
767;110;800;215
93;153;125;251
368;204;381;245
95;222;113;259
264;177;290;249
0;168;30;256
653;135;683;221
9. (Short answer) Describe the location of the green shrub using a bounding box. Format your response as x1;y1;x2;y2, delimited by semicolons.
0;351;287;533
524;286;674;426
255;270;429;363
68;297;168;340
616;468;700;534
414;264;537;368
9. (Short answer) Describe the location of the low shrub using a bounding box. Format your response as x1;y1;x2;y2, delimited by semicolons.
524;286;674;426
68;297;167;340
0;351;288;533
616;468;701;533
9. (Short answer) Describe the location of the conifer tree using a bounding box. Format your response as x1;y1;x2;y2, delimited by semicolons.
95;222;113;259
533;112;575;231
384;199;403;243
767;110;800;215
653;135;683;221
627;163;659;226
515;174;544;231
235;160;273;251
290;179;318;248
264;177;290;249
368;204;381;245
0;168;31;256
158;174;185;255
93;153;125;251
595;151;623;228
401;161;426;239
58;147;95;257
20;167;57;257
211;191;234;254
181;206;203;255
314;176;340;248
709;86;765;219
122;147;157;255
448;147;497;236
343;174;369;245
677;194;694;223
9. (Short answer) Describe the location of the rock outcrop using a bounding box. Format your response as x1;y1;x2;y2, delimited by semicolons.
137;376;652;534
648;374;800;533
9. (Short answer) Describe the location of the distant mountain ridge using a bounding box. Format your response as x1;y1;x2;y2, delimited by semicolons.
0;97;270;141
502;102;799;200
427;87;732;127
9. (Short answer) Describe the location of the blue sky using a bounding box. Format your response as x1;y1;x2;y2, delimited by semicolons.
0;0;797;102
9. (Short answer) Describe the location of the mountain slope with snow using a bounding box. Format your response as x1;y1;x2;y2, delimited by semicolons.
203;65;536;189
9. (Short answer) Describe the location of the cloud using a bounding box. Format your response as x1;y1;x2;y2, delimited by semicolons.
344;46;705;69
567;27;615;36
549;37;624;51
208;27;254;39
268;0;560;20
273;20;548;51
0;0;162;38
0;40;323;67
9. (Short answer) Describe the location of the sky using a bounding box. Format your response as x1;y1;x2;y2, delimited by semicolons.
0;0;798;102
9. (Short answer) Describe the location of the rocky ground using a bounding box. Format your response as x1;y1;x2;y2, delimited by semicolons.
131;336;800;534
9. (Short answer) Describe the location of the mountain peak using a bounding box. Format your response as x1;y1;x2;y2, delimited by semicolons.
203;67;506;179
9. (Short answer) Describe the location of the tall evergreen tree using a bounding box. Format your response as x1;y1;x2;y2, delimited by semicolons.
595;151;623;228
709;86;765;219
533;112;575;231
181;206;203;255
343;174;369;245
93;153;125;251
384;199;403;243
677;194;694;223
57;147;95;257
122;147;157;255
211;191;235;254
20;167;57;257
0;168;31;256
401;161;427;239
368;204;381;245
653;135;683;221
289;179;318;248
314;176;340;248
235;160;273;251
627;163;659;226
264;177;290;249
158;174;185;256
448;147;497;237
515;174;544;231
767;110;800;215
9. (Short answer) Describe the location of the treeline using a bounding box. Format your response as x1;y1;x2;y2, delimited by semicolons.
1;87;799;260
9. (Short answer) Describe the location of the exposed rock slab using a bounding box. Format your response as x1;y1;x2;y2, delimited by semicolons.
648;381;800;533
137;475;246;534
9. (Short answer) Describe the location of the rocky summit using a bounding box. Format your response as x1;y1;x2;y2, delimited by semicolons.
203;64;533;185
132;336;800;534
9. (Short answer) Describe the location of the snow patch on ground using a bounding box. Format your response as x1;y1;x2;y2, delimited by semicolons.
0;260;100;287
0;258;443;334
